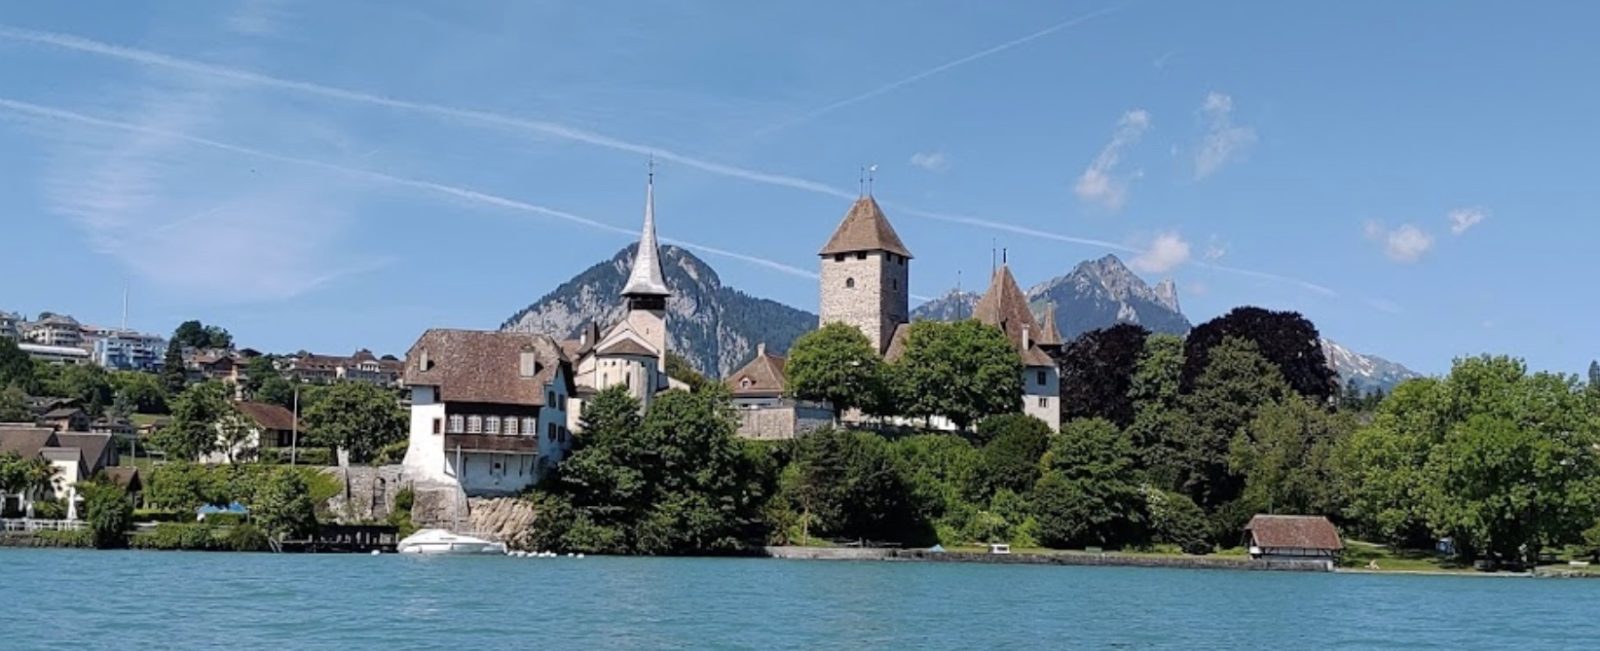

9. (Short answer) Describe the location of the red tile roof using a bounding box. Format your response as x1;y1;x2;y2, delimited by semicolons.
973;265;1056;368
234;402;296;431
726;345;787;396
1245;515;1343;551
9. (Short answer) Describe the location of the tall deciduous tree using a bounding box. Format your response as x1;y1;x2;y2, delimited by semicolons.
887;320;1022;431
1181;306;1338;403
972;413;1051;498
253;468;318;540
665;351;711;393
110;371;168;414
1125;333;1185;482
1173;337;1290;509
172;320;233;350
776;428;924;544
0;337;35;393
80;480;133;549
152;382;235;462
1032;418;1148;549
1057;324;1150;428
0;384;30;422
302;382;406;463
161;343;188;395
784;322;885;418
1230;396;1354;517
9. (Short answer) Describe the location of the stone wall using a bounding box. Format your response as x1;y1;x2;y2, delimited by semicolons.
320;465;407;522
820;251;907;353
734;402;833;440
466;497;539;550
764;546;1334;572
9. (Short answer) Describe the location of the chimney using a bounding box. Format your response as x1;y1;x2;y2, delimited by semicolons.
520;352;539;377
1022;324;1031;351
756;342;766;358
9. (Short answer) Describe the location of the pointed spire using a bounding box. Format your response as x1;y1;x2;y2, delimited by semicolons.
1037;303;1064;348
818;196;913;258
621;164;670;297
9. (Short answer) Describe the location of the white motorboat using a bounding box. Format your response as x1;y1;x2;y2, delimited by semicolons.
396;529;508;555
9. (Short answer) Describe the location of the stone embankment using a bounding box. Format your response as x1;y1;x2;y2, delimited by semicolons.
765;546;1333;572
466;497;539;550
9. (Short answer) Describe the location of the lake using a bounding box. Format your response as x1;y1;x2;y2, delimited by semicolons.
1;549;1597;650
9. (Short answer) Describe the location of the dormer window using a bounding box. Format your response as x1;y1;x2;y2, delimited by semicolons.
740;377;754;389
856;251;867;260
520;352;541;377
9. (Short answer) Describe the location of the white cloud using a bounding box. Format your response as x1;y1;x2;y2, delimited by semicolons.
1074;109;1150;210
1203;234;1227;261
1131;231;1191;273
909;151;950;173
1448;207;1487;235
1365;220;1434;263
1194;92;1256;179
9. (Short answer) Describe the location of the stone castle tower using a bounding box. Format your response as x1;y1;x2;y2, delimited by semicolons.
818;196;912;353
620;170;670;370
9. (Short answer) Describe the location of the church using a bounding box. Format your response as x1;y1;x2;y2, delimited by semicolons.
400;172;675;497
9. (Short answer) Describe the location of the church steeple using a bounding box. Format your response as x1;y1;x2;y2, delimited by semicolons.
621;164;670;298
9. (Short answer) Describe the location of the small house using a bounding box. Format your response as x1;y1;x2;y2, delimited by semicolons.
1244;514;1343;563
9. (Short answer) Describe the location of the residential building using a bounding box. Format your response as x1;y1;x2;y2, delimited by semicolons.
401;330;574;496
91;330;168;371
971;264;1062;432
199;401;297;464
282;349;404;386
725;343;831;440
25;314;83;348
0;311;19;340
186;349;244;384
17;343;91;366
818;195;912;354
39;407;89;433
1244;514;1344;566
0;427;119;520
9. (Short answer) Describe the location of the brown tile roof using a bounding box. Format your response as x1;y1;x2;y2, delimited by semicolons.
404;329;568;406
52;433;114;471
102;466;142;492
0;427;57;458
42;407;84;420
40;447;84;467
1245;515;1343;551
726;344;787;396
1037;304;1064;348
818;197;913;258
595;338;658;358
883;323;912;363
234;402;296;431
973;265;1055;368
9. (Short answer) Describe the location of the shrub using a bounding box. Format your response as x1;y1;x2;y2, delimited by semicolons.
200;512;247;526
131;523;225;550
81;481;133;549
223;523;270;551
1146;488;1211;555
36;529;94;548
132;509;187;523
33;498;67;520
372;440;409;466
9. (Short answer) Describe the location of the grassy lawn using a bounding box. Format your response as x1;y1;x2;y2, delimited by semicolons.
1338;540;1473;573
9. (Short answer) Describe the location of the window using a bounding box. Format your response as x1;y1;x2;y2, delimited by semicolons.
856;251;867;260
845;277;855;289
560;428;569;443
547;390;555;405
448;414;464;433
834;253;844;262
1037;370;1047;385
504;417;518;436
523;418;537;436
485;416;500;435
467;415;482;434
547;423;557;442
432;418;441;435
1039;397;1048;408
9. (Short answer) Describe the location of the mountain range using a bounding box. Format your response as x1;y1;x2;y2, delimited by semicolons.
500;246;1418;391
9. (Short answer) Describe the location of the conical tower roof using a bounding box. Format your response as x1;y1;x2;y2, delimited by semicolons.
973;265;1054;367
1037;303;1064;347
621;175;670;297
818;196;912;258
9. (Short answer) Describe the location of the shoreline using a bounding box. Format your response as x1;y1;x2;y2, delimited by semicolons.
764;545;1333;572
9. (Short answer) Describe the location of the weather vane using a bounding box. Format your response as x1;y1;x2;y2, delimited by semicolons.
867;164;878;196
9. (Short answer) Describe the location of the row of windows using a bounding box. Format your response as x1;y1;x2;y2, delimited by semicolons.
842;277;901;290
436;415;572;444
831;252;908;265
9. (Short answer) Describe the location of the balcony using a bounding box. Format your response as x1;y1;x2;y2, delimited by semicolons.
443;433;540;454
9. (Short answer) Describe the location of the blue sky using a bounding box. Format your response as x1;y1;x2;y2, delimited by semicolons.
1;0;1596;375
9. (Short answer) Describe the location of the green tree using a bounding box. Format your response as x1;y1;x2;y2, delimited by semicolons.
301;381;406;462
531;387;773;554
0;337;35;393
1145;488;1211;554
255;375;298;410
151;382;234;461
252;468;319;540
665;351;710;393
242;355;280;398
1172;337;1290;509
1230;397;1354;517
890;434;980;531
1334;378;1447;547
972;413;1051;498
1057;323;1150;428
1032;418;1147;549
80;480;133;548
0;452;57;508
110;370;168;414
161;343;187;395
887;320;1022;431
775;428;924;544
173;320;232;350
1125;333;1185;483
0;384;31;422
40;363;113;411
784;322;885;418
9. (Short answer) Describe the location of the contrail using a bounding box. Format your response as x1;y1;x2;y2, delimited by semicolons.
0;25;1340;296
754;4;1124;135
0;97;819;280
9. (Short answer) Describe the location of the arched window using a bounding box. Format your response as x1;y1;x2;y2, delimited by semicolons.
845;277;855;289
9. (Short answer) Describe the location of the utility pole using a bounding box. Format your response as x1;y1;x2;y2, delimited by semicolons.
290;384;299;466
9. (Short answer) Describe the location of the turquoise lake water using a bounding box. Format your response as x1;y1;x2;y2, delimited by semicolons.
2;549;1598;650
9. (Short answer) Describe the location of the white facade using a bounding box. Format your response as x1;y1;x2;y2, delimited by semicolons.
18;343;90;366
401;368;572;497
1023;365;1061;431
